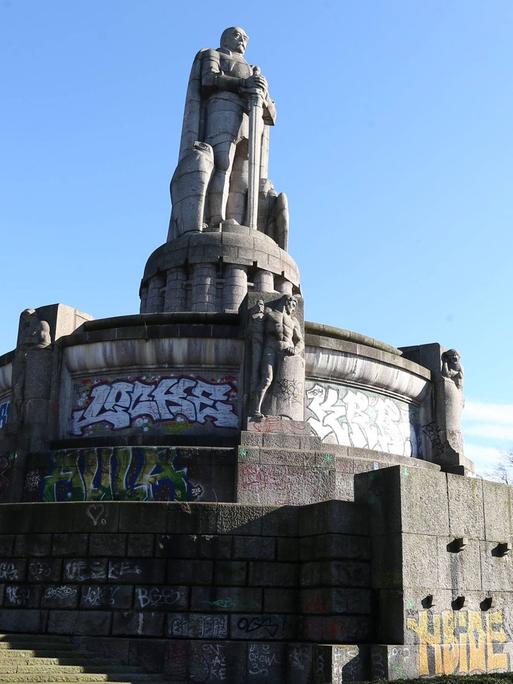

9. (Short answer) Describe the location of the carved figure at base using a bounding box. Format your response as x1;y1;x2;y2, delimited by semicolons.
9;308;52;431
442;348;464;391
169;26;287;238
17;309;51;349
252;295;304;418
438;348;465;460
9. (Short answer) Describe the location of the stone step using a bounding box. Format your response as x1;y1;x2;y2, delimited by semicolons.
0;664;146;674
0;657;133;667
0;634;72;641
0;634;172;682
0;642;75;650
0;675;166;682
0;650;83;659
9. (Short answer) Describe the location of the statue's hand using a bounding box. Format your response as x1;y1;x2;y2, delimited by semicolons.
243;73;268;96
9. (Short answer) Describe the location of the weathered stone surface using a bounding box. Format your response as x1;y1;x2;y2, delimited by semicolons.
215;560;247;586
248;561;298;587
47;609;112;635
483;479;512;542
112;610;164;636
14;534;52;557
232;536;275;561
89;533;127;557
371;644;419;681
127;533;155;557
300;587;371;615
447;474;484;538
437;536;482;591
52;533;88;557
166;559;213;585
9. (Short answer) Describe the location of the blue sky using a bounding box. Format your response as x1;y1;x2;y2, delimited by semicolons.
2;1;512;475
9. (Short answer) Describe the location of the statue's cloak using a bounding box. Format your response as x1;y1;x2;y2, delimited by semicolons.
178;49;209;163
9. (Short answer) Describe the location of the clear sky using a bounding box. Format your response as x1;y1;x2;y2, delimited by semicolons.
2;0;512;476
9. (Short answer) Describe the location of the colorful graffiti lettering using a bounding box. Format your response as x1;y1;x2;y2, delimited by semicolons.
36;447;203;502
406;609;510;676
305;382;420;457
0;401;9;429
70;375;238;436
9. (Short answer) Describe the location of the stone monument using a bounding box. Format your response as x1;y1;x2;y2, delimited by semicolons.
0;25;508;684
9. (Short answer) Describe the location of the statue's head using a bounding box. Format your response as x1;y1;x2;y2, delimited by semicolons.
443;349;461;368
256;299;264;313
284;295;298;316
220;26;249;55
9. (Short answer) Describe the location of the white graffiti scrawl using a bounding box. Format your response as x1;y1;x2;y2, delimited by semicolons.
306;382;419;457
71;376;238;435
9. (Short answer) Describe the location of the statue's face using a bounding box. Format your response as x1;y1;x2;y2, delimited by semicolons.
221;27;248;54
257;299;264;313
285;296;297;315
448;350;460;365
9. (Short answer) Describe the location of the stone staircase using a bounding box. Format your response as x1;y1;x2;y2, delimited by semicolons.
0;634;170;683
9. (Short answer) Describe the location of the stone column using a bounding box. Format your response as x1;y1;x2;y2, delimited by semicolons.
275;276;293;295
145;274;165;313
223;265;247;311
253;269;274;293
164;267;187;312
191;264;217;312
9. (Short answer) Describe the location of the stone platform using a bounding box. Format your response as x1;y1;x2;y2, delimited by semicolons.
0;467;510;681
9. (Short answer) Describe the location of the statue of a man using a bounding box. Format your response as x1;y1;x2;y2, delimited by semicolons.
174;26;276;231
253;295;304;418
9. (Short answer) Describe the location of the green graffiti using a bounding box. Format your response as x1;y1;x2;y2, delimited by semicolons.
36;447;202;502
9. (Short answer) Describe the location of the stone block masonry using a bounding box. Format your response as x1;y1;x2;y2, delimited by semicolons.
0;500;372;681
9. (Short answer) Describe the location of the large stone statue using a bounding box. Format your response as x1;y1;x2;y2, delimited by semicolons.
250;294;304;420
168;26;288;245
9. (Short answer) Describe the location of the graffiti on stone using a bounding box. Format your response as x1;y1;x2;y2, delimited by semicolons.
248;643;280;676
64;560;106;583
82;585;119;607
108;561;142;580
28;560;53;581
237;616;282;638
135;586;184;609
70;374;238;436
35;447;204;502
44;585;77;601
306;382;420;457
0;562;19;581
87;503;107;527
406;609;510;676
168;613;228;639
0;400;9;429
191;643;227;681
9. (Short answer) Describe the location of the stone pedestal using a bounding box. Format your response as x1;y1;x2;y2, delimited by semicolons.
140;224;300;314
